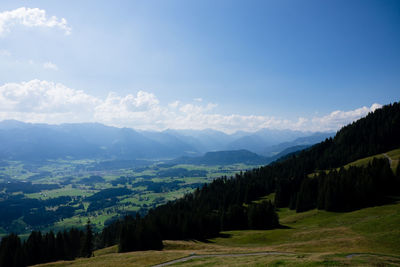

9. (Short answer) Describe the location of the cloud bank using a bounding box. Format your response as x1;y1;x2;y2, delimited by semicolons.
43;62;58;70
0;80;381;133
0;7;71;36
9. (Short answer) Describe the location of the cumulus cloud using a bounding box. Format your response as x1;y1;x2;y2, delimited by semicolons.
0;80;99;123
43;61;58;70
0;79;382;133
0;7;71;36
309;104;382;131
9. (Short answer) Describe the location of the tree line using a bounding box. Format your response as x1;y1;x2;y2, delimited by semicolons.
0;220;93;267
295;158;399;212
97;189;279;252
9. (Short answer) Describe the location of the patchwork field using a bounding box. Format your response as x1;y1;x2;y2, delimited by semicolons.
0;159;260;235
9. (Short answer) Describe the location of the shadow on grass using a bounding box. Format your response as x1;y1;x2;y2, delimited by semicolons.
192;225;292;243
194;233;233;243
217;233;232;238
277;224;292;229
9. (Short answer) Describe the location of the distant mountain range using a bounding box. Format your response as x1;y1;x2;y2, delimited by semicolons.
171;149;271;165
0;120;334;161
259;132;335;157
157;128;333;157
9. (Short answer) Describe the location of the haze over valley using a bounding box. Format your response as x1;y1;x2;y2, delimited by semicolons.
0;119;334;160
0;1;399;266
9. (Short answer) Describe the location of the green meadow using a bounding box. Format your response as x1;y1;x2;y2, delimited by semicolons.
36;201;400;266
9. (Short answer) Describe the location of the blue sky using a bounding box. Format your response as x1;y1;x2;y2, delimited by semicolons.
0;0;399;133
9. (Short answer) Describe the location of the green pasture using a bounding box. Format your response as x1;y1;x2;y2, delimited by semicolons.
36;201;400;267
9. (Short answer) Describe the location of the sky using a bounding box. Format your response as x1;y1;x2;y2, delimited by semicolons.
0;0;399;133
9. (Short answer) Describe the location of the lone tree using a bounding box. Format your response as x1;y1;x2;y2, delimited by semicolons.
81;219;93;258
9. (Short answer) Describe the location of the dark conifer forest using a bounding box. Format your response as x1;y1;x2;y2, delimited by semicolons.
1;102;399;267
0;226;89;267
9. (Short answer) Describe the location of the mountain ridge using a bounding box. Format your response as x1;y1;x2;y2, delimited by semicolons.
171;149;271;165
0;120;331;161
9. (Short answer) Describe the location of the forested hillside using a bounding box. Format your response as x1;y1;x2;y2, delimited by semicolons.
1;102;399;267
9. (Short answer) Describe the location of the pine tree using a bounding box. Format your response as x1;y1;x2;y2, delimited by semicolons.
247;201;279;229
55;231;65;260
81;219;93;258
0;233;25;267
25;231;43;265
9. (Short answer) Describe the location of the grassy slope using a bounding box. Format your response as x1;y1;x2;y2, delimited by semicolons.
341;147;400;173
213;203;400;254
309;147;400;177
386;148;400;172
36;202;400;267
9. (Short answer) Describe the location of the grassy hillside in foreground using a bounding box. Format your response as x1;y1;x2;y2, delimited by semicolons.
35;201;400;267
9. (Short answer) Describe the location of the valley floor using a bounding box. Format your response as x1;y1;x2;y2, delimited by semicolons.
35;201;400;266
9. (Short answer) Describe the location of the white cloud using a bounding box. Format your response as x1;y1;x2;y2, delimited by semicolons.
0;80;99;123
0;7;71;36
179;103;217;114
309;104;382;132
168;100;180;109
0;49;11;56
43;61;58;70
0;79;383;133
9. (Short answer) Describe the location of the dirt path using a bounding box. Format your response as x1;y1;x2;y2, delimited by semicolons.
151;251;292;266
383;153;393;166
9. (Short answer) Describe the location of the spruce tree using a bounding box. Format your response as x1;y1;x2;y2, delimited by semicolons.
81;219;93;258
0;233;24;267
